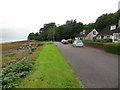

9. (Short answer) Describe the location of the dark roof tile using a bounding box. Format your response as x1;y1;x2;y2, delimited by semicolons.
98;26;120;36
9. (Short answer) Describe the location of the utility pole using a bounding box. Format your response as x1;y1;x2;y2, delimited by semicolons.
53;29;55;41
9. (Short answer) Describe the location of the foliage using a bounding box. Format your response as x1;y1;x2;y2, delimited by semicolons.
95;10;120;31
93;39;112;43
31;47;37;52
83;40;120;55
2;50;30;68
1;44;22;51
18;44;83;88
83;40;104;49
83;40;104;46
27;10;120;41
27;20;84;41
104;43;120;55
68;40;75;44
83;23;95;30
2;58;34;89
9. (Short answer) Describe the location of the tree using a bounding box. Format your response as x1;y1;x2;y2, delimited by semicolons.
95;11;119;31
27;32;36;40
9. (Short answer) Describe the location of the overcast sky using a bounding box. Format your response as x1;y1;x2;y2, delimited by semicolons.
0;0;119;42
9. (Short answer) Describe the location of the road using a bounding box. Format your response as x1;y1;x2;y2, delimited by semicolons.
54;42;118;88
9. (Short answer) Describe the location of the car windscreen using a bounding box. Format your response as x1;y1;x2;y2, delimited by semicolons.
77;40;82;43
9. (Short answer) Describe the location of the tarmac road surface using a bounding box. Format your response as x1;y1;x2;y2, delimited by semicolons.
54;42;118;88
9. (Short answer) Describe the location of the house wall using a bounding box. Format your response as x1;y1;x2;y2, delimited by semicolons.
86;29;98;40
75;37;80;40
103;35;113;39
96;35;101;39
113;33;120;39
112;33;120;42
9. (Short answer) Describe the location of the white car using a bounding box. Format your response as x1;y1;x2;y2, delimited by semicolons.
73;40;84;47
61;39;65;43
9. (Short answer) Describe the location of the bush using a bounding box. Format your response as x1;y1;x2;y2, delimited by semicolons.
2;58;34;89
104;43;120;55
93;39;112;43
31;47;37;52
83;40;120;55
104;39;112;42
83;40;104;49
68;40;74;44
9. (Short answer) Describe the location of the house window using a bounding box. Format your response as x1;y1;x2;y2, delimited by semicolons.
110;25;116;30
106;36;110;39
93;31;96;35
113;33;120;39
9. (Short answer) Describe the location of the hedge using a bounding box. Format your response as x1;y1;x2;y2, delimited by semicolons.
93;39;112;43
83;41;104;49
83;40;120;55
103;43;120;55
68;40;75;44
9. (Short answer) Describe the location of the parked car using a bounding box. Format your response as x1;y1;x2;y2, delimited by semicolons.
63;40;69;44
73;40;84;47
61;39;65;43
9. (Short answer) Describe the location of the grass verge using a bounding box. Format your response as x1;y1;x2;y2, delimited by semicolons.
18;44;82;88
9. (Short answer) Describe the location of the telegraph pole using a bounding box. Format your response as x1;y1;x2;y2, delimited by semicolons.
53;29;55;41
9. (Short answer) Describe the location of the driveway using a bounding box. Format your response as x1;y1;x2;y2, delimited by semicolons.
54;42;118;88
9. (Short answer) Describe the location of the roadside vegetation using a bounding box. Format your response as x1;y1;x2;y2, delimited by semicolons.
2;50;30;68
2;41;83;89
104;43;120;55
18;43;82;88
1;44;22;51
2;43;40;89
83;40;120;55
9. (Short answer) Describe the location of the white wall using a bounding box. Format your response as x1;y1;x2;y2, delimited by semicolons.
96;35;101;39
86;29;99;40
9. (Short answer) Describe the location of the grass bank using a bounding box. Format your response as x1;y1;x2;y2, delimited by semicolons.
18;44;82;88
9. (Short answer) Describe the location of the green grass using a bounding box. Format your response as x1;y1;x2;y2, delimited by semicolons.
18;44;82;88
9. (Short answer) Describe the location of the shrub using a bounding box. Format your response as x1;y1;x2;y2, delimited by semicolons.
114;39;118;41
93;39;112;43
31;47;37;52
104;39;112;42
104;43;120;55
68;40;74;44
2;58;34;89
83;40;120;55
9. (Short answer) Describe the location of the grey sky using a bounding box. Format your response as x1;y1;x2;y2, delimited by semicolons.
0;0;119;42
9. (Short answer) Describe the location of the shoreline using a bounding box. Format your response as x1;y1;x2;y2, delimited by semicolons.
0;39;27;44
0;40;27;44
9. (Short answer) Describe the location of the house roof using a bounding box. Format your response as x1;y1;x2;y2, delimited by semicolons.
98;26;120;36
84;29;95;36
79;29;97;37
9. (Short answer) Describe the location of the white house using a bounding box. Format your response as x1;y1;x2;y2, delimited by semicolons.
80;29;98;40
96;24;120;42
